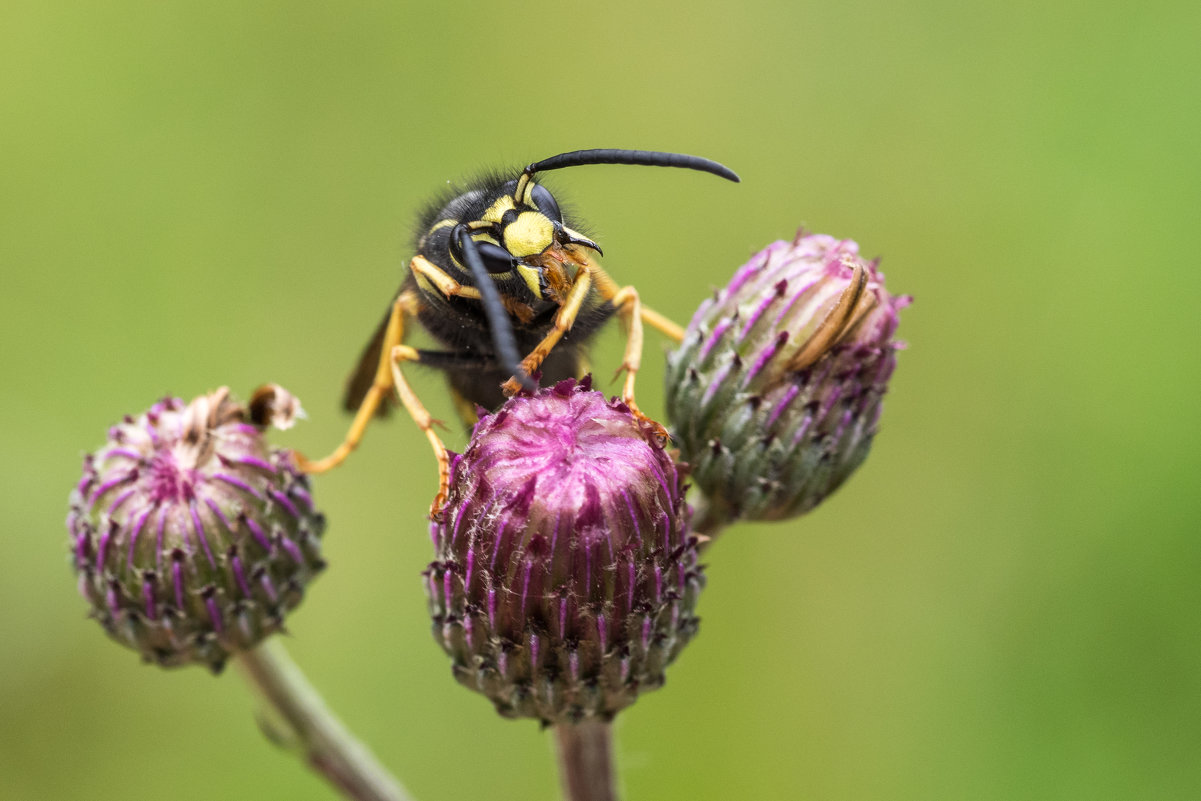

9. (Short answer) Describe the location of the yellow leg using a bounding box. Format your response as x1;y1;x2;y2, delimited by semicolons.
500;266;594;396
589;262;685;342
639;305;685;343
411;255;482;300
296;294;410;474
388;345;451;519
607;285;669;438
607;286;644;410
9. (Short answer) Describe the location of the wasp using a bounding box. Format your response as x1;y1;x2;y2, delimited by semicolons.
298;148;739;513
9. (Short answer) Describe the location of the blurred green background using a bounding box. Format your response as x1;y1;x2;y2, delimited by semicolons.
3;1;1198;799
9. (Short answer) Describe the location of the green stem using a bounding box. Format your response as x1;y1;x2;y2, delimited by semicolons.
236;638;415;801
554;720;618;801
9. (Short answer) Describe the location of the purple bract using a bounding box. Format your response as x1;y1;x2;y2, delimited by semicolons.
68;387;325;671
425;378;703;723
666;232;911;527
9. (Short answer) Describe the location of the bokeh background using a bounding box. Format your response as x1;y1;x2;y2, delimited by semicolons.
3;2;1198;799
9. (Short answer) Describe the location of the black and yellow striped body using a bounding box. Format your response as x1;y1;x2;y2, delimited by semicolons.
346;172;613;417
334;149;740;463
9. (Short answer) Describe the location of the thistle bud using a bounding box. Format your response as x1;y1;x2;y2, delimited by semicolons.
68;387;326;672
425;378;703;724
666;233;911;529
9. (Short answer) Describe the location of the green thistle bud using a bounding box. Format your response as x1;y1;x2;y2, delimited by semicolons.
68;387;326;672
666;233;911;529
425;378;703;724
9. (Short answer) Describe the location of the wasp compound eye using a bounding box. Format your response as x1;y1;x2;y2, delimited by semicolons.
425;378;704;724
665;233;911;531
67;388;326;672
529;184;562;221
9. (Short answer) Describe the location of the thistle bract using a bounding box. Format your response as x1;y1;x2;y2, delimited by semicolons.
68;387;326;672
666;233;910;528
426;378;703;724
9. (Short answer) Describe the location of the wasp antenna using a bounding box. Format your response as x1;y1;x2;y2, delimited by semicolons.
453;226;537;393
524;149;740;183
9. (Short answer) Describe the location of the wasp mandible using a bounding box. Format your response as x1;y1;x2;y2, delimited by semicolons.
298;149;739;513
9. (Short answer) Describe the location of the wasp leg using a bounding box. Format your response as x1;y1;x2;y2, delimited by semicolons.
606;285;646;411
411;254;482;300
297;292;416;474
605;285;669;438
387;344;452;518
500;265;594;396
639;305;685;343
588;261;685;343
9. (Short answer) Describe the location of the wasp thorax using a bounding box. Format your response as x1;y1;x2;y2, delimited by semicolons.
68;388;326;671
666;232;911;528
425;378;703;724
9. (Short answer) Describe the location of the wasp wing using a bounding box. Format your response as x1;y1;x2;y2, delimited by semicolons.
342;295;403;417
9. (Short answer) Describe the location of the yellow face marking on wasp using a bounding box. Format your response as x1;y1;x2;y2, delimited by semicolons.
503;211;555;258
481;195;517;225
515;264;543;299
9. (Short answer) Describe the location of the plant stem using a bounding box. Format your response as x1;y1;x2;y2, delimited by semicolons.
237;638;415;801
554;720;618;801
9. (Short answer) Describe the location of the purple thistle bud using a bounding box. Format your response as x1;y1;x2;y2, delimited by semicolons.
67;387;326;672
425;378;703;724
666;232;911;529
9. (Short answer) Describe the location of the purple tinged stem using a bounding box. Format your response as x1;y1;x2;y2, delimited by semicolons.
766;384;801;429
211;472;264;500
260;573;278;603
89;469;137;506
519;560;533;624
244;515;271;552
143;578;158;620
204;497;235;533
155;505;169;571
740;284;783;339
172;560;185;608
269;489;300;519
97;523;113;571
278;535;304;565
205;594;224;635
289;486;314;511
744;333;782;384
126;506;152;569
790;413;815;446
774;278;819;327
700;362;733;406
232;554;252;597
224;454;275;473
106;581;121;619
189;502;217;567
699;318;733;363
